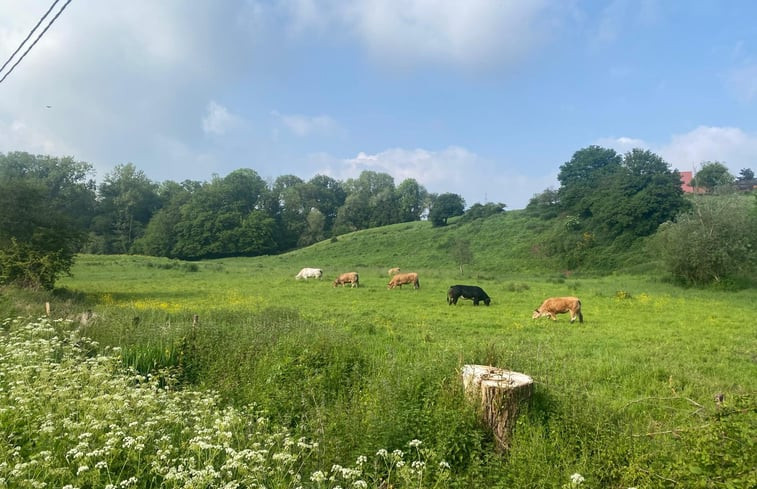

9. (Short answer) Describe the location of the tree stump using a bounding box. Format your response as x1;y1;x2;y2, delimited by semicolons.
462;364;534;452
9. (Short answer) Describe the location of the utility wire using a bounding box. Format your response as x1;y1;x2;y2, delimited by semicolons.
0;0;61;76
0;0;73;85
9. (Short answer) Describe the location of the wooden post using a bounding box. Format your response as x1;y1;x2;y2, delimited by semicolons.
45;302;51;316
462;365;534;452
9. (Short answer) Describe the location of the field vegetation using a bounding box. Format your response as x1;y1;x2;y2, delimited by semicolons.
2;210;755;488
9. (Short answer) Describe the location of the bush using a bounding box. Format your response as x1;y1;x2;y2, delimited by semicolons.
655;195;757;285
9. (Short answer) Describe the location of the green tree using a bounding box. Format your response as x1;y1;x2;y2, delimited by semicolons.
396;178;428;222
557;146;622;217
590;149;688;239
461;202;505;222
655;195;757;285
429;193;465;227
0;152;96;289
299;208;326;247
525;188;560;219
301;175;346;237
738;168;754;181
172;169;277;259
271;175;307;251
691;161;735;193
94;163;160;253
131;180;197;257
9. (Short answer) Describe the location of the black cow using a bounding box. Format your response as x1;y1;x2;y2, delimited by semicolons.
447;285;491;306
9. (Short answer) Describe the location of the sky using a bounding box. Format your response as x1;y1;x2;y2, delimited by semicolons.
1;1;756;210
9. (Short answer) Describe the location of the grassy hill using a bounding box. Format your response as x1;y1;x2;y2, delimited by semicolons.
1;206;755;489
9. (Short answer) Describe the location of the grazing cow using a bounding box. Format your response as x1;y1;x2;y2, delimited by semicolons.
387;272;419;289
532;297;583;323
447;285;491;306
295;267;323;280
387;267;401;276
333;272;359;288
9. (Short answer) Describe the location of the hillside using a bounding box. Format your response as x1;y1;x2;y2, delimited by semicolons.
277;208;657;277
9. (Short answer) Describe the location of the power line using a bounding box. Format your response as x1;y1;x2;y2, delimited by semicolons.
0;0;61;75
0;0;73;85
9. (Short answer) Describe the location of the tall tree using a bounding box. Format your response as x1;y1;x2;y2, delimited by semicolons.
591;149;688;239
0;152;96;289
396;178;428;222
429;193;465;227
691;161;735;193
557;146;622;218
172;169;276;259
131;180;197;258
94;163;160;253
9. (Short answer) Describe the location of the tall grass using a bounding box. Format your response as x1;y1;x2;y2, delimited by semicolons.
2;213;755;488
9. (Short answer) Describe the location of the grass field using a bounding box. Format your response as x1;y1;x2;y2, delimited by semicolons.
1;216;756;488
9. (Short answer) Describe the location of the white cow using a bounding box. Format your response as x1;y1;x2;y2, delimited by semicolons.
295;267;323;280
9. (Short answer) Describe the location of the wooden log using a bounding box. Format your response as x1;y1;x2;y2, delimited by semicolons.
462;364;534;452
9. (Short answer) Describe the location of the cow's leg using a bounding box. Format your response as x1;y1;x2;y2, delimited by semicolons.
473;298;479;306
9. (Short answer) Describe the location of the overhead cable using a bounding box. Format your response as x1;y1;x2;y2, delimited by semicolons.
0;0;73;85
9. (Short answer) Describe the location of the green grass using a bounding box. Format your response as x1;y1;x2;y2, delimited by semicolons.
2;214;756;488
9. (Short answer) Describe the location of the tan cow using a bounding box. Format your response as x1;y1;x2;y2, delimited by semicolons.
387;267;401;276
532;297;583;323
387;272;419;289
333;272;359;288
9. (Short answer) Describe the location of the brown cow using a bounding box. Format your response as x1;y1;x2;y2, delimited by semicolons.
532;297;583;323
387;267;401;276
387;272;419;289
333;272;359;288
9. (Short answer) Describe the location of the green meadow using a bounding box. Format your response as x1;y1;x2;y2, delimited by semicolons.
1;214;755;488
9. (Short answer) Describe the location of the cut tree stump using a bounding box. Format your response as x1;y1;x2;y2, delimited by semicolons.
462;364;534;452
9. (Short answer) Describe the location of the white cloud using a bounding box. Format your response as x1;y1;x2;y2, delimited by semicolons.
659;126;757;174
314;146;557;209
596;126;757;175
272;111;338;137
594;136;647;154
202;101;241;136
278;0;555;71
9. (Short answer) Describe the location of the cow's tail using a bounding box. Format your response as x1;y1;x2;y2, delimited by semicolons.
577;300;584;323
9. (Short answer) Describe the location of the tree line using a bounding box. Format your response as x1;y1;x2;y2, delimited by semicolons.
1;151;504;288
2;146;754;290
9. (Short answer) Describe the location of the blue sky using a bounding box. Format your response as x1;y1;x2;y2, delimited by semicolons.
1;1;756;209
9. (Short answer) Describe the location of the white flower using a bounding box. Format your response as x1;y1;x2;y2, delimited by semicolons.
310;470;327;483
408;439;422;448
570;473;585;485
77;465;89;475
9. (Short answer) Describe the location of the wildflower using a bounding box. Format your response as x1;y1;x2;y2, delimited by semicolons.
570;473;585;485
376;449;388;458
310;470;327;483
77;465;89;475
408;439;422;448
439;461;451;470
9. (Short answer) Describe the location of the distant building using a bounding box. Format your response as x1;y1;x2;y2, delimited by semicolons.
679;171;705;194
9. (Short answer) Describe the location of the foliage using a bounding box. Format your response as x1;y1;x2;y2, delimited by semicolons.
544;146;689;270
92;163;160;254
655;194;757;285
525;188;560;219
0;152;94;289
429;193;465;227
0;316;456;488
691;161;735;193
460;202;506;222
